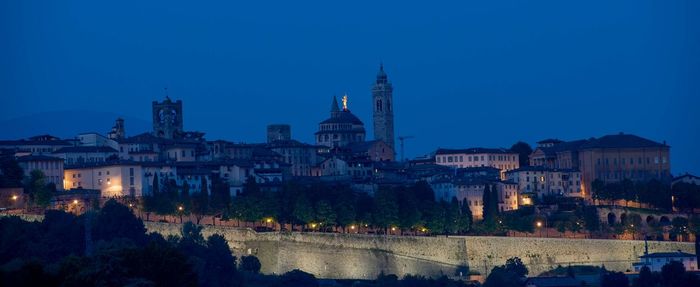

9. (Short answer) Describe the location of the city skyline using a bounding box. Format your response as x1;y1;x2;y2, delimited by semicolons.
2;1;698;175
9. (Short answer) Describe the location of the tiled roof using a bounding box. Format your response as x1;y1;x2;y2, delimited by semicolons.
0;139;73;146
537;139;588;156
506;166;579;173
319;110;364;125
579;133;667;149
537;138;564;144
16;155;64;162
53;146;118;153
435;147;514;155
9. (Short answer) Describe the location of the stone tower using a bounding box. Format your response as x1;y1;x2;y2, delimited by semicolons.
108;118;125;140
152;96;183;139
372;63;395;149
267;124;292;143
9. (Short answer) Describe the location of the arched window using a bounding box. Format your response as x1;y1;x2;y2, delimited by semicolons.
376;99;383;112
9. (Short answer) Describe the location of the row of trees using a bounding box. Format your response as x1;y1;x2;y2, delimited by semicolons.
227;179;474;234
591;179;672;209
0;200;482;287
0;199;265;287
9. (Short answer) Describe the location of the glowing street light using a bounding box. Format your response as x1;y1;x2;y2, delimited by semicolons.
536;221;543;228
72;199;79;204
11;195;18;201
178;206;184;211
350;225;356;230
391;226;396;232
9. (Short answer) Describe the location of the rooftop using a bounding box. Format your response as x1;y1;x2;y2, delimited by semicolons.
579;133;667;149
53;146;118;154
435;147;514;155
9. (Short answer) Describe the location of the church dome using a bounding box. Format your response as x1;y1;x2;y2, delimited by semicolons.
320;110;364;125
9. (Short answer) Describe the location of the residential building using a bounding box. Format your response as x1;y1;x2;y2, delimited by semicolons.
578;133;671;198
53;146;119;165
633;251;697;272
0;135;73;155
506;166;582;200
63;161;143;197
267;139;320;177
435;148;519;178
16;155;65;190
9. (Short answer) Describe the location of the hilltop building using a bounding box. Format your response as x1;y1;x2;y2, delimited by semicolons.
315;95;366;148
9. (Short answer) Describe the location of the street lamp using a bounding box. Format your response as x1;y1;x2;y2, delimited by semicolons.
178;205;184;223
73;199;79;205
11;195;18;201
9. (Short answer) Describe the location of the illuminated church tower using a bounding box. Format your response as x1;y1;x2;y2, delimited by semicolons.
372;63;395;149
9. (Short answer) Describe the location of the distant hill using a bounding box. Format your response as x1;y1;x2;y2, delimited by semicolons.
0;110;151;140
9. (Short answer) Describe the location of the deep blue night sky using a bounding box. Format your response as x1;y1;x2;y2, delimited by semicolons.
1;1;698;174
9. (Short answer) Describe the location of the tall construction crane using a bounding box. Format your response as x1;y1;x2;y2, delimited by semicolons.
398;136;415;162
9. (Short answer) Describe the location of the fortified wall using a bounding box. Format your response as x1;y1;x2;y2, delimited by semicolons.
144;222;695;279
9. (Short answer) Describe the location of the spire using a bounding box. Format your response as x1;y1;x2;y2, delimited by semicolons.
376;63;388;84
331;96;340;115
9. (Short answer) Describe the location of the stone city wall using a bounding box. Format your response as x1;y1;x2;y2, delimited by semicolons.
144;222;695;279
3;215;693;279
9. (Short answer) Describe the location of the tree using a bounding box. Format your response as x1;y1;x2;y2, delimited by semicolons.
280;269;318;287
0;157;24;188
190;180;209;224
314;200;336;230
444;198;461;235
483;266;521;287
209;177;231;216
334;200;356;231
93;199;147;245
583;206;600;232
601;271;629;287
504;257;529;277
661;261;686;287
398;187;422;231
203;234;237;287
482;185;498;229
592;179;607;204
240;255;262;274
510;141;533;167
424;201;446;234
457;198;473;234
24;170;52;209
293;194;314;229
373;187;399;232
634;266;656;287
671;217;689;240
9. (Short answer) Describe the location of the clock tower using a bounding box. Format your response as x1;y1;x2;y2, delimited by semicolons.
152;96;183;139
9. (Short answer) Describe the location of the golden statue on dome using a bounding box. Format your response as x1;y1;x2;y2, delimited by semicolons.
342;94;348;111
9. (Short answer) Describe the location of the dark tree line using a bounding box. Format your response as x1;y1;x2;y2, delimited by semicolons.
227;179;473;235
0;200;480;287
591;179;672;210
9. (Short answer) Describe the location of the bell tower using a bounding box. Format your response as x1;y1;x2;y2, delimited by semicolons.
372;63;395;149
152;95;183;139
